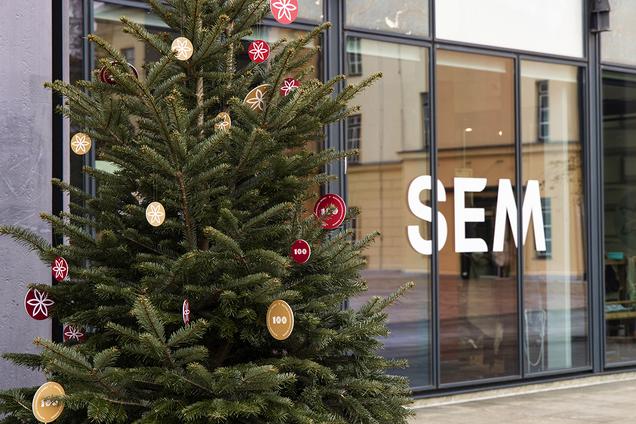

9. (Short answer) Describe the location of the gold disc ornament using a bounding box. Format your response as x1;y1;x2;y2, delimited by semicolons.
267;300;294;341
215;112;232;131
70;133;92;155
243;84;272;112
171;37;194;61
32;382;65;423
145;201;166;227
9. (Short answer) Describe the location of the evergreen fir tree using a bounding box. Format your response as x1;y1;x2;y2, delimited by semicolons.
0;1;413;422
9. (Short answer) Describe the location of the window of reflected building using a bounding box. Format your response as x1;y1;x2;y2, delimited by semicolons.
436;50;518;384
345;0;429;37
345;37;432;388
521;61;588;373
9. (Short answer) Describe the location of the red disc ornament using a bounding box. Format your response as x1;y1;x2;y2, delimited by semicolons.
314;194;347;230
51;257;69;282
99;61;139;85
270;0;299;24
63;324;86;343
290;239;311;264
280;78;300;97
182;299;191;326
248;40;270;63
24;288;55;321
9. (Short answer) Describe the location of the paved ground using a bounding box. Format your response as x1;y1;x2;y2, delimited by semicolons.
410;379;636;424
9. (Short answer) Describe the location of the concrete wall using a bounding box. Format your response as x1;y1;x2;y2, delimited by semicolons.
0;1;52;388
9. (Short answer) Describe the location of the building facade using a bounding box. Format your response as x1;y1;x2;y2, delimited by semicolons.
2;0;636;396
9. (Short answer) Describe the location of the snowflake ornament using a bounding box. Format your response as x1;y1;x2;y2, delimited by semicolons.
183;299;191;326
215;112;232;131
51;257;69;282
171;37;194;61
248;40;270;63
244;84;272;112
71;133;92;156
280;78;301;97
63;324;86;343
24;288;55;320
146;201;166;227
270;0;299;24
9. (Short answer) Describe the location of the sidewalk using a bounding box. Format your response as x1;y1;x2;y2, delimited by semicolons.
410;378;636;424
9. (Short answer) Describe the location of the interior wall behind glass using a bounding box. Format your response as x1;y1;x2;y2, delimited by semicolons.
603;71;636;364
435;0;583;58
345;37;432;388
521;61;589;373
601;0;636;66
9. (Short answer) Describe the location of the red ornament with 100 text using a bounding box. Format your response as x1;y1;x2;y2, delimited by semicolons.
314;194;347;230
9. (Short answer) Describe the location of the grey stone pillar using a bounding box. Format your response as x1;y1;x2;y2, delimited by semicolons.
0;0;53;389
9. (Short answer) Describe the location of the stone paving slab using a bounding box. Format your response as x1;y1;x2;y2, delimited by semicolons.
410;379;636;424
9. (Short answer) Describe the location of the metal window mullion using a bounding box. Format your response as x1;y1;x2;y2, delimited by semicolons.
430;44;440;389
515;55;525;377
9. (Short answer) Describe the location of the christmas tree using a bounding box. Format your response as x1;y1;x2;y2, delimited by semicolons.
0;1;413;422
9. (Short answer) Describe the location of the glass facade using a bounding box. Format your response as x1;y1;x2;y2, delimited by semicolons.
59;0;636;394
345;37;431;388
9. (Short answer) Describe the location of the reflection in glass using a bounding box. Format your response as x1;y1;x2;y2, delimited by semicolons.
345;37;431;388
603;71;636;364
601;0;636;66
437;50;518;384
521;61;588;373
345;0;429;37
298;0;323;21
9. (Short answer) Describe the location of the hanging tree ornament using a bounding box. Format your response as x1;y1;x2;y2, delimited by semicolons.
270;0;299;24
248;40;270;63
243;84;272;112
280;77;300;97
24;288;55;321
99;61;139;85
214;112;232;131
145;201;166;227
62;324;86;343
290;239;311;264
314;194;347;230
171;36;194;61
51;257;69;282
267;300;294;341
70;132;92;156
32;381;65;423
182;299;191;326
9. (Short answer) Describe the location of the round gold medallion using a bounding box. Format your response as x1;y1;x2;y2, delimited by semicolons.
171;37;194;61
145;201;166;227
70;133;92;156
32;382;65;423
243;84;272;112
266;300;294;341
215;112;232;131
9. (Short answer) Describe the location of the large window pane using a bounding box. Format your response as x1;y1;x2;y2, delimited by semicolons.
521;61;588;373
435;0;583;58
298;0;323;21
602;0;636;66
603;71;636;364
437;50;518;384
345;0;429;37
345;38;432;388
